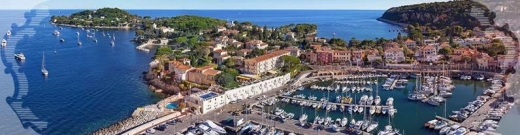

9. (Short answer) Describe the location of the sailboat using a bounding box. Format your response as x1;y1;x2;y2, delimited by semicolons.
1;39;6;47
42;52;48;76
77;32;82;45
110;36;115;46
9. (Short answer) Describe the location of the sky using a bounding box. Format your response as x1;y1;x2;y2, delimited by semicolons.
2;0;449;10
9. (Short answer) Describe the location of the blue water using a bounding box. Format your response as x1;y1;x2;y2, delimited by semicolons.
0;9;401;134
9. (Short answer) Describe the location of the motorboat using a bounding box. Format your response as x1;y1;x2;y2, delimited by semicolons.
53;30;60;36
341;117;348;127
386;97;394;106
203;120;227;134
41;52;48;76
374;96;381;105
369;106;375;115
60;38;65;42
14;52;26;60
439;126;450;135
6;30;11;36
366;121;378;132
331;124;340;132
1;39;6;47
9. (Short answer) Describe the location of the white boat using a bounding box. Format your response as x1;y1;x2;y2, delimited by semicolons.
111;40;115;46
299;114;308;124
1;39;6;47
367;96;374;105
331;124;340;132
341;117;348;127
353;105;359;113
386;97;394;106
388;106;395;116
358;106;364;113
53;30;60;36
14;52;26;60
60;38;65;42
439;126;450;135
374;96;381;105
42;53;48;76
203;120;227;134
369;106;375;115
348;106;353;114
6;30;11;36
366;121;378;132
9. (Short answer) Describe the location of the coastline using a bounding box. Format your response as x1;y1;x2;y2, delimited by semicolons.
51;23;134;29
376;17;408;28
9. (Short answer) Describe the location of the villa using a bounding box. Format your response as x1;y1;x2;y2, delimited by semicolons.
384;47;405;63
245;40;269;50
187;66;222;86
168;60;194;81
217;26;227;32
185;88;226;114
404;39;417;49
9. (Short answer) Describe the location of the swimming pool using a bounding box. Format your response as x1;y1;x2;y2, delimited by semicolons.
165;103;178;109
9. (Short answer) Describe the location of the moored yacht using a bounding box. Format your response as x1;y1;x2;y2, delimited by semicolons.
1;39;6;47
14;52;26;60
6;30;11;36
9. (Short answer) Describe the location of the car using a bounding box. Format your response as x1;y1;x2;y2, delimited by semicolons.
146;128;156;134
167;120;176;125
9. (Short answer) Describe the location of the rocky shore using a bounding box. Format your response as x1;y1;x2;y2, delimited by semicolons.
92;110;165;135
376;17;408;28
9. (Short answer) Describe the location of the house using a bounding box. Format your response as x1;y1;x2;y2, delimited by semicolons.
384;47;405;63
238;49;252;57
314;47;333;65
230;56;245;66
366;49;382;62
217;26;227;32
169;60;194;81
476;53;492;69
384;42;400;50
423;39;437;45
416;45;440;62
231;42;244;48
245;40;269;50
285;32;296;41
404;39;417;49
213;49;230;65
160;27;175;33
222;29;240;36
351;50;365;65
285;46;301;57
243;50;290;75
317;38;327;43
215;36;229;45
450;47;476;62
187;66;221;85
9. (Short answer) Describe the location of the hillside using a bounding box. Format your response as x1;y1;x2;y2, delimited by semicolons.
51;8;138;27
380;1;495;29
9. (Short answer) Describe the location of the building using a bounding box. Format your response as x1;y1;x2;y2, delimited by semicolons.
404;39;417;49
366;49;382;62
185;88;227;114
169;60;194;81
285;46;301;57
243;50;290;75
187;66;222;85
351;50;365;65
245;40;269;50
384;42;400;50
332;50;351;64
476;53;492;70
231;42;244;48
213;49;230;65
423;39;437;45
285;32;296;41
160;27;175;33
217;26;227;32
384;47;405;63
237;49;252;57
416;45;440;62
225;73;290;102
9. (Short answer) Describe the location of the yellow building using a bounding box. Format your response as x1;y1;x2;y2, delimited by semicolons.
187;66;221;85
244;50;290;75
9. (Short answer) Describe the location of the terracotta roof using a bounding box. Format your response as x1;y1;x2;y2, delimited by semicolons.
421;45;436;50
218;26;226;29
214;49;223;53
245;50;290;63
385;47;403;52
405;39;415;43
239;49;252;52
170;60;193;71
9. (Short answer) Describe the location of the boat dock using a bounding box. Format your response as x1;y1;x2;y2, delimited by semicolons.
434;115;459;125
279;96;390;108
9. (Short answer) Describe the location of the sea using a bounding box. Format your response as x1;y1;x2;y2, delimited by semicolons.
0;9;426;135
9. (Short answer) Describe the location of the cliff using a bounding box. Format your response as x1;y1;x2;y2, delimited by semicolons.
380;1;495;29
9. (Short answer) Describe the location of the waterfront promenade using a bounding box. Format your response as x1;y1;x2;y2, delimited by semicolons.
460;83;510;131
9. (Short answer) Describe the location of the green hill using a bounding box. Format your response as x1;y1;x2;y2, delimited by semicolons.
380;1;495;29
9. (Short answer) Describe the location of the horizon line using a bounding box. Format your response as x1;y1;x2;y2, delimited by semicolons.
0;8;389;11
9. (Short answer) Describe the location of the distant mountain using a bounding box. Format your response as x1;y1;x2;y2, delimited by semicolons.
380;1;495;29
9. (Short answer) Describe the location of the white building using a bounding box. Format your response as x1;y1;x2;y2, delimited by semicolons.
384;47;405;63
244;50;290;75
185;90;227;114
245;40;269;50
225;73;290;102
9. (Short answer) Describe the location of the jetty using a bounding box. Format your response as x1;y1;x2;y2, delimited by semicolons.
435;115;459;125
279;96;390;108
